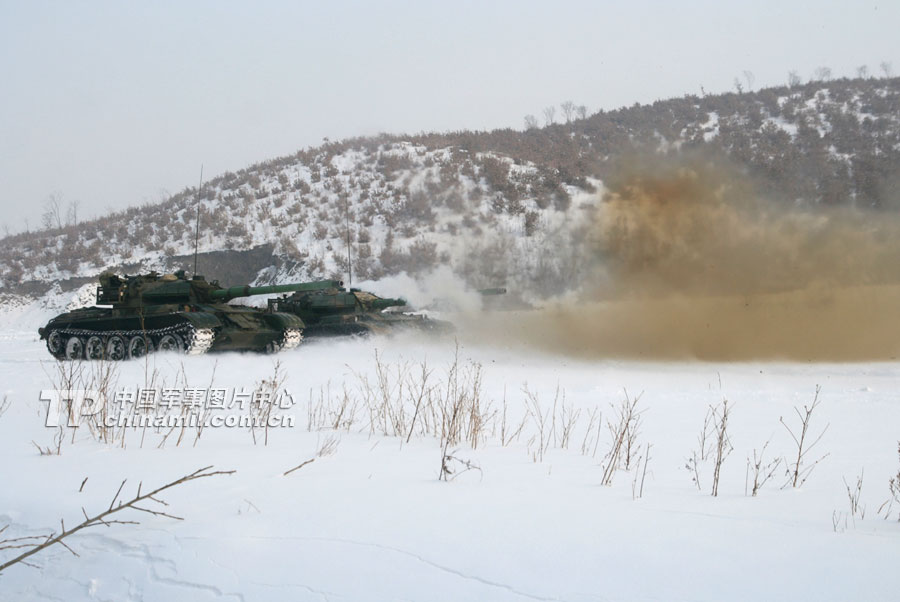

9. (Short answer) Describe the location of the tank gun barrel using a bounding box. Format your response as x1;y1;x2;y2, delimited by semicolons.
478;287;507;296
369;297;407;310
210;279;343;301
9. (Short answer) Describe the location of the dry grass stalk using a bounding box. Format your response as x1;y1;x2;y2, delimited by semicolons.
580;407;601;456
191;360;219;447
710;399;732;497
781;385;829;488
405;360;433;443
886;444;900;520
284;458;315;476
500;387;527;447
524;385;551;463
843;469;866;524
251;360;286;445
631;443;652;500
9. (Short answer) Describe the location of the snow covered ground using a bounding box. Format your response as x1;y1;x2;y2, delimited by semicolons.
1;322;899;601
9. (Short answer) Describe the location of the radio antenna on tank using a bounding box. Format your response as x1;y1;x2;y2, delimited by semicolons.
192;165;204;276
345;196;352;287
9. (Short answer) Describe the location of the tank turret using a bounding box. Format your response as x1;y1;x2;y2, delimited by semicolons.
39;271;308;360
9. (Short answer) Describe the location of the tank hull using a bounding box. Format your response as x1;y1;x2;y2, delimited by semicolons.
40;304;304;360
300;312;454;338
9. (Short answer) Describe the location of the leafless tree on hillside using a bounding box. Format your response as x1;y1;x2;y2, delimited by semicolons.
814;66;832;81
575;105;588;120
857;65;869;79
66;200;80;227
742;70;755;91
560;100;575;123
733;78;744;94
524;114;539;130
41;193;64;230
787;70;801;88
881;61;894;78
543;106;556;126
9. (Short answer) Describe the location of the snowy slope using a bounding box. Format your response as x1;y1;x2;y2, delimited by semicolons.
0;142;589;300
4;77;898;305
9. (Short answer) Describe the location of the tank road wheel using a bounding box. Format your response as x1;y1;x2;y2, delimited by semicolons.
128;335;153;359
157;333;184;353
65;337;85;360
46;330;64;357
85;335;105;360
106;335;127;361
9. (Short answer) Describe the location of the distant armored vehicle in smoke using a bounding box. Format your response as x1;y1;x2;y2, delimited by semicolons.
267;280;454;338
38;271;310;360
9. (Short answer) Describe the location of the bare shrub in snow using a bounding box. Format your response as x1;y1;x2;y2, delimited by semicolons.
745;439;782;497
0;466;234;573
882;444;900;521
316;433;340;458
781;385;829;488
600;391;642;486
441;453;482;482
686;400;731;495
38;358;122;454
556;394;580;451
437;346;488;454
710;400;733;497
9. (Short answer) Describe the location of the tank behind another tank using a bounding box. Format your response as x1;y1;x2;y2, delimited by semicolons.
268;280;454;338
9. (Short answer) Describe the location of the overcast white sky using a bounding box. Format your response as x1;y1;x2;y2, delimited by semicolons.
0;0;896;233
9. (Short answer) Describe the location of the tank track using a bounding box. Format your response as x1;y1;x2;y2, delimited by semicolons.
280;328;303;351
185;327;215;355
48;323;216;360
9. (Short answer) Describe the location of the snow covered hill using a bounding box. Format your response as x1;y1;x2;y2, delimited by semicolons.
2;76;899;313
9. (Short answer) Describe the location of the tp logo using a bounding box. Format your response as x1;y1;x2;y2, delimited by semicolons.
40;390;105;427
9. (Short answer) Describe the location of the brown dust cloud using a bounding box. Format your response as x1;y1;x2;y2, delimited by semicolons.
462;156;900;361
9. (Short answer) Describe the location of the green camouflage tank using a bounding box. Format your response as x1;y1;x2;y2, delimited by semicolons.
267;280;454;338
38;270;312;360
